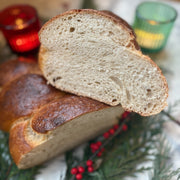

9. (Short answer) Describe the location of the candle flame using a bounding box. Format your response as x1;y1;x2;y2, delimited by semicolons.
15;18;24;30
148;20;158;25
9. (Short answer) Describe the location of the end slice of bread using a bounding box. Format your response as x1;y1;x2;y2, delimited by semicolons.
9;95;123;169
39;9;168;116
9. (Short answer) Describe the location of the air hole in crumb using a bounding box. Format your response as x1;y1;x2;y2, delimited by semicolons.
68;16;72;20
88;83;92;85
146;89;152;97
112;99;117;102
77;19;81;22
127;65;133;68
70;27;75;32
109;31;114;35
144;107;147;111
148;103;152;108
95;81;100;84
56;26;60;30
53;77;62;82
100;69;105;73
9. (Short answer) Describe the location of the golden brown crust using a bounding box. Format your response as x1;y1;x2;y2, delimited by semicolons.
0;58;41;87
100;10;140;51
38;45;47;75
9;121;32;166
0;74;65;132
32;95;109;133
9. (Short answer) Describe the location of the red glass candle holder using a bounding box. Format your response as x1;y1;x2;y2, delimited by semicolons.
0;4;41;53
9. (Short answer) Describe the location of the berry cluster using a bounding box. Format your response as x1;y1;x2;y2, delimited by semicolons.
90;141;104;156
70;111;130;179
71;160;94;180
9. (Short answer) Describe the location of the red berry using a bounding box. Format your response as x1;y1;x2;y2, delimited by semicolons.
76;173;83;180
71;167;78;175
96;141;102;147
90;143;99;150
91;148;96;153
78;166;85;173
97;151;102;157
86;160;93;166
122;111;130;119
113;124;119;130
100;148;105;153
90;143;95;149
88;166;94;173
109;128;115;135
103;132;109;139
122;124;128;131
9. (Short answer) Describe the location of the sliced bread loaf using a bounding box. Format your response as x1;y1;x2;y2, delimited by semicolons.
0;73;123;168
39;9;168;116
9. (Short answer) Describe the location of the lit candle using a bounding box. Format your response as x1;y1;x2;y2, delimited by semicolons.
133;2;177;53
134;29;164;49
0;5;41;53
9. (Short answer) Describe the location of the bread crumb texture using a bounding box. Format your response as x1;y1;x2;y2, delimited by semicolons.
39;9;168;116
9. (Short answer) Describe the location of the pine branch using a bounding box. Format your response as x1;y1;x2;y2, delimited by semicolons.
162;110;180;126
0;131;42;180
150;137;180;180
65;113;164;180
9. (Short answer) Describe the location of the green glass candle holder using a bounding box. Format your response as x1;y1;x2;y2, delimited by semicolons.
133;1;177;53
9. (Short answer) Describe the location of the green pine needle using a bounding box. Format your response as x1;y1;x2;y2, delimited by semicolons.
151;137;180;180
0;131;42;180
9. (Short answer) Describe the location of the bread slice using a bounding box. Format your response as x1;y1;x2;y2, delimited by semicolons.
39;9;168;116
0;73;123;168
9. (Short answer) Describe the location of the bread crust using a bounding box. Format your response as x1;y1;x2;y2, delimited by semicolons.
31;95;109;133
9;121;33;166
39;9;139;50
100;10;140;51
0;74;65;132
0;58;41;88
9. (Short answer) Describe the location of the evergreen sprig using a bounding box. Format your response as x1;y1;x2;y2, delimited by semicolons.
65;112;180;180
0;131;42;180
151;137;180;180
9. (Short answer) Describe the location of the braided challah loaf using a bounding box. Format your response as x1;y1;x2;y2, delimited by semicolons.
0;59;123;169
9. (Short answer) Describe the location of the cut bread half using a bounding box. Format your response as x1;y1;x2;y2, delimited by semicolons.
39;9;168;116
0;73;123;168
10;104;122;169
